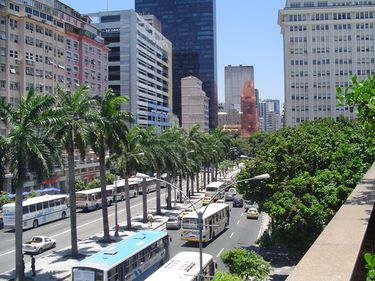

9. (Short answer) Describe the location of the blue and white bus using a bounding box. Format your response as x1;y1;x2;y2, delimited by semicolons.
71;231;170;281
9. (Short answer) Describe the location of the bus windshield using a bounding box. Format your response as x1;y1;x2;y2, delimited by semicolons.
72;267;103;281
182;218;197;229
205;187;218;192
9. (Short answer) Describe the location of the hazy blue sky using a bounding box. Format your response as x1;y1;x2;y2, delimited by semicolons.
63;0;285;104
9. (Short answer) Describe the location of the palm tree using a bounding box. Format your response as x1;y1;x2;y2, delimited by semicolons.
90;89;131;242
51;85;96;258
0;90;61;280
111;126;144;229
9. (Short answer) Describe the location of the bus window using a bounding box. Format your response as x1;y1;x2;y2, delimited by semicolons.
22;206;29;214
55;200;60;206
43;201;49;209
49;200;55;207
29;204;36;212
36;203;43;211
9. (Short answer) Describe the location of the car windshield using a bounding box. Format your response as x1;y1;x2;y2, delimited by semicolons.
168;218;177;222
206;187;218;192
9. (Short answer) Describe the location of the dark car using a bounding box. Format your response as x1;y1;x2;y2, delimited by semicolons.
233;198;244;208
225;193;235;201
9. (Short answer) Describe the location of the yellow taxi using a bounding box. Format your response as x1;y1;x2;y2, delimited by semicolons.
246;207;259;219
202;196;212;206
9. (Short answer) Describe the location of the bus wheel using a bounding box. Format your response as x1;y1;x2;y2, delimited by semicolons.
33;220;39;228
62;212;66;219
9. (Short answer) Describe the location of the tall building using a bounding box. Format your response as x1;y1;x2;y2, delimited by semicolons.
135;0;218;128
88;10;173;130
181;76;209;132
0;0;109;192
259;99;283;132
225;65;254;111
0;0;108;137
278;0;375;126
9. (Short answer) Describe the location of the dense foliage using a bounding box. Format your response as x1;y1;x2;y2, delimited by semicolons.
213;271;243;281
238;118;375;253
220;248;271;281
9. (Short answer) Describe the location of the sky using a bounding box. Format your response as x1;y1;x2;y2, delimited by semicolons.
62;0;286;104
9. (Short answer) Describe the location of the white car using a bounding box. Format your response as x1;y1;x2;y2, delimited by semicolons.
23;236;56;254
228;187;237;196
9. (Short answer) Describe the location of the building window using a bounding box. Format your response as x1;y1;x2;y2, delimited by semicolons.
0;80;6;89
9;50;18;58
101;15;120;23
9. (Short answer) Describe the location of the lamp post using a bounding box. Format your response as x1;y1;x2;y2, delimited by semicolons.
136;172;270;281
114;175;119;237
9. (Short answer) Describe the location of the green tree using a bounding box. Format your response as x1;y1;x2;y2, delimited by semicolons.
337;75;375;130
111;126;144;228
213;271;243;281
26;190;40;199
0;89;61;280
221;248;271;281
90;89;131;241
86;178;100;190
51;85;96;258
75;177;85;192
0;191;11;205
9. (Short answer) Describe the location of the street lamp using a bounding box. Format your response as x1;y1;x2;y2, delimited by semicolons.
136;172;270;281
114;175;119;237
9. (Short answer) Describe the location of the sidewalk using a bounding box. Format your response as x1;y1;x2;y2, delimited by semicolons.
1;193;205;281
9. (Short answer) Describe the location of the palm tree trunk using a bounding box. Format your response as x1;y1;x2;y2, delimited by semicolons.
196;172;200;193
167;172;172;209
203;168;206;189
190;175;194;196
99;146;110;242
156;171;161;215
214;164;218;181
142;178;147;223
15;181;23;281
186;175;190;198
179;174;183;203
67;141;78;258
124;175;131;229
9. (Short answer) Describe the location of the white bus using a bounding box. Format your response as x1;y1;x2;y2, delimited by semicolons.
108;179;138;202
137;178;157;194
71;231;170;281
181;203;230;243
2;194;69;229
76;187;114;211
204;181;226;201
145;251;215;281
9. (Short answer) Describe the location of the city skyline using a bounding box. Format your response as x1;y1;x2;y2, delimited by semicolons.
62;0;286;104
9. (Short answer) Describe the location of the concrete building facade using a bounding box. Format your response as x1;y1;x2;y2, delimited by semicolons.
279;0;375;126
225;65;254;112
89;10;173;130
181;76;209;132
259;99;283;132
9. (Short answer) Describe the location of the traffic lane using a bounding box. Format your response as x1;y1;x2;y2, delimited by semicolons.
0;191;161;274
167;204;262;271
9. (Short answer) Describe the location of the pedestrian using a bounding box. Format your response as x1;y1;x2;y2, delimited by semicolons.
31;255;36;276
165;195;169;206
147;213;153;228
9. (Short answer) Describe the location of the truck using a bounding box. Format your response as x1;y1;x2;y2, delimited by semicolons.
22;236;56;254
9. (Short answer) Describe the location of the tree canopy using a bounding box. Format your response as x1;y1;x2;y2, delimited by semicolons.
237;118;375;253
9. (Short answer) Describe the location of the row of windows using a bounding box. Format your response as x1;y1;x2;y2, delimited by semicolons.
286;11;375;22
22;198;66;214
288;23;375;32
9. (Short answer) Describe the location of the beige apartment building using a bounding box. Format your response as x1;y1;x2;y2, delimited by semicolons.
181;76;209;132
279;0;375;126
0;0;109;192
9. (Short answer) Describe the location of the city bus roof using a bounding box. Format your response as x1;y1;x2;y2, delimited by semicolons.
182;203;229;220
145;252;213;281
2;194;68;207
205;181;225;188
75;186;113;194
74;231;168;271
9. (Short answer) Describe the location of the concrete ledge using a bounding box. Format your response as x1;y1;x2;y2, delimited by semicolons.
287;162;375;281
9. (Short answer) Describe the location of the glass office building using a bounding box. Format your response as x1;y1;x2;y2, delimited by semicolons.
135;0;218;128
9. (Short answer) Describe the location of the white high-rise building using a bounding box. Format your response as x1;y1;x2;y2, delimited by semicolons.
225;65;254;111
88;10;173;130
278;0;375;127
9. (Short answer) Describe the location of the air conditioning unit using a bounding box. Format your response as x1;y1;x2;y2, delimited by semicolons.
15;58;21;64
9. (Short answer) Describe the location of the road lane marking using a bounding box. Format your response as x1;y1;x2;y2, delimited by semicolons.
0;197;156;259
217;248;224;257
237;220;240;225
230;232;234;238
241;213;244;217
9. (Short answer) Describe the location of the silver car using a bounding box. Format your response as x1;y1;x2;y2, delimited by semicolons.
166;216;181;230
